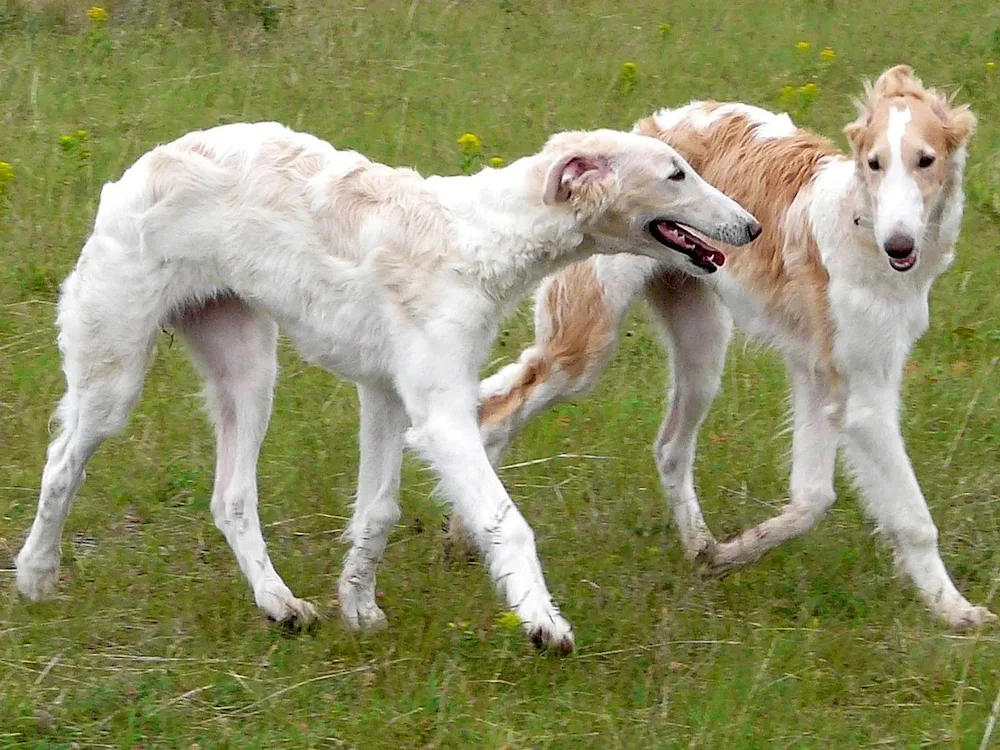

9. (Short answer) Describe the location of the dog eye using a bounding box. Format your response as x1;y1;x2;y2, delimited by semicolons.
867;157;880;171
668;170;685;182
918;154;936;168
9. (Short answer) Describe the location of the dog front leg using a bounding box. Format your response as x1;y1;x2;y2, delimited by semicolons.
338;384;407;630
405;395;574;654
842;387;996;630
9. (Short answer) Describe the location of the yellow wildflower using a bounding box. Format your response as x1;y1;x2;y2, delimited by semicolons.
86;6;108;22
0;161;13;184
658;22;672;37
821;47;836;61
778;85;797;109
620;61;639;94
987;61;997;72
457;132;482;154
488;156;504;168
799;82;818;100
496;611;522;631
59;134;76;150
795;41;811;53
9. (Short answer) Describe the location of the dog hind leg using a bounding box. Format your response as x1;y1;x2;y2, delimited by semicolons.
708;361;838;569
175;295;318;628
478;258;640;467
645;274;731;562
16;254;158;600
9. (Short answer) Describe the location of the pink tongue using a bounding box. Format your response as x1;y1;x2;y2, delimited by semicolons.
889;253;916;270
656;221;725;266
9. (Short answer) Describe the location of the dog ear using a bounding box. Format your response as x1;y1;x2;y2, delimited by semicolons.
843;116;867;152
944;103;977;151
543;154;610;205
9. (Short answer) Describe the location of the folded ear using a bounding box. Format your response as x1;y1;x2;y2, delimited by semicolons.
543;153;610;205
944;103;977;151
843;116;866;153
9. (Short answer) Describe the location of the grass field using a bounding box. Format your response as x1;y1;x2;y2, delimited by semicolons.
2;0;1000;747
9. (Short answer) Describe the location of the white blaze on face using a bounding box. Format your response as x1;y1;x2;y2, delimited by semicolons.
874;106;924;248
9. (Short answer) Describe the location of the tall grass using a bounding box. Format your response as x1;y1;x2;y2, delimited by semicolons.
1;1;999;747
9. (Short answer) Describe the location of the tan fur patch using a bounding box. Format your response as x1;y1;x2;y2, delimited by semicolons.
479;262;613;425
312;162;454;318
636;107;842;391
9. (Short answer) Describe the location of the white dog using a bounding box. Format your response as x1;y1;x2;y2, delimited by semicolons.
478;66;995;629
14;122;760;653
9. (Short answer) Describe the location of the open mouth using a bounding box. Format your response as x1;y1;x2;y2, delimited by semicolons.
886;248;917;272
647;219;726;273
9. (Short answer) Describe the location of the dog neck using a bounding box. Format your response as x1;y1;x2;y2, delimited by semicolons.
427;156;597;305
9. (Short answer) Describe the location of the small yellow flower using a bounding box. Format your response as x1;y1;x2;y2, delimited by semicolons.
778;85;797;108
59;134;76;150
821;47;836;61
0;161;13;184
496;611;523;631
799;82;819;100
457;132;482;154
658;22;672;37
620;61;639;94
987;61;997;72
795;41;811;53
488;156;504;168
86;6;108;22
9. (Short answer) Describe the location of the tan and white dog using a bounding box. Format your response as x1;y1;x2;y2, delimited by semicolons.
14;122;760;653
478;66;995;629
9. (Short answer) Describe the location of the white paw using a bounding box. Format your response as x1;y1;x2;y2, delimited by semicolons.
15;553;61;601
255;583;319;629
338;582;388;631
518;605;575;655
938;603;998;631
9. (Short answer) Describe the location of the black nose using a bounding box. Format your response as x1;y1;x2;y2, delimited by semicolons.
884;233;915;258
747;219;762;240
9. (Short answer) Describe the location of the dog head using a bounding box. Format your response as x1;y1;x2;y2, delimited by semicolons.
844;65;976;272
539;129;761;274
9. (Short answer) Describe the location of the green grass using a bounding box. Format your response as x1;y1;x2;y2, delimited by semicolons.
2;1;1000;747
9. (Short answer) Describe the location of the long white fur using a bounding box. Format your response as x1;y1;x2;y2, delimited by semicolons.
13;121;759;652
479;100;996;630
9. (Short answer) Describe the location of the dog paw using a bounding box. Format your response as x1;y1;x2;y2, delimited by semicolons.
691;540;747;580
15;554;61;601
939;604;998;631
338;582;388;631
519;609;575;655
256;585;319;630
684;535;717;565
340;600;389;631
